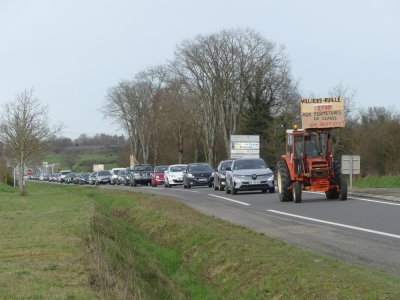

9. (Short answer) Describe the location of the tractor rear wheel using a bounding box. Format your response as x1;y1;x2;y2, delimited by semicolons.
339;180;348;201
326;158;342;200
292;181;302;203
277;160;293;202
333;159;341;185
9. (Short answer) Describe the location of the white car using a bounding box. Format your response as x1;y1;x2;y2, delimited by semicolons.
164;164;187;187
110;167;126;185
225;158;275;195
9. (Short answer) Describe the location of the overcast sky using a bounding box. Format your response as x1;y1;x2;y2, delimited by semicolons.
1;0;399;139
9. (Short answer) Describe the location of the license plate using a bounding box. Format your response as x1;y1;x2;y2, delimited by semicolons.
198;178;207;182
250;180;260;184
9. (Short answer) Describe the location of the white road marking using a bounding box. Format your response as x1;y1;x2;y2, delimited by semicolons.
267;209;400;239
175;189;200;193
208;194;251;206
305;191;400;206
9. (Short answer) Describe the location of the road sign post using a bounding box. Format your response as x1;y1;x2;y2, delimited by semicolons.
341;155;361;188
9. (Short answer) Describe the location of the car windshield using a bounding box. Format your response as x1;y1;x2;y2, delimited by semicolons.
134;165;152;171
189;164;212;172
221;161;233;171
233;159;267;170
98;171;111;176
118;170;126;175
155;166;168;172
170;166;186;172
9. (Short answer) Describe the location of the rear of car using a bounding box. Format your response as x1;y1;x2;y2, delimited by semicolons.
225;158;275;195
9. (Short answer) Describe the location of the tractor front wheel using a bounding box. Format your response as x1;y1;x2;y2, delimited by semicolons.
292;181;302;203
277;160;293;202
325;188;339;199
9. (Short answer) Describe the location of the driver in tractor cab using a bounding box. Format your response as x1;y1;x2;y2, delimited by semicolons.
294;135;319;159
304;135;319;157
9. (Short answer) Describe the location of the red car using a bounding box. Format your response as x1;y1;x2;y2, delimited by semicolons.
151;165;169;187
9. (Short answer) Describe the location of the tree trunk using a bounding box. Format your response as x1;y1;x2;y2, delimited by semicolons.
19;154;25;195
178;129;184;164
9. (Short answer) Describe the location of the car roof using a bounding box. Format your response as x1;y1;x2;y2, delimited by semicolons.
233;158;264;161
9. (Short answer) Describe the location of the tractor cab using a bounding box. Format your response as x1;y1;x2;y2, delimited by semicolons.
287;128;332;190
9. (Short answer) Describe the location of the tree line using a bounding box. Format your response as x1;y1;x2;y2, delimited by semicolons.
103;28;400;176
103;28;300;167
1;29;399;194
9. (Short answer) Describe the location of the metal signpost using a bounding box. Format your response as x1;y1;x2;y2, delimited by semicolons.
341;155;361;188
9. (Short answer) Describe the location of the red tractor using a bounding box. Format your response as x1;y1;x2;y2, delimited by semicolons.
277;126;347;203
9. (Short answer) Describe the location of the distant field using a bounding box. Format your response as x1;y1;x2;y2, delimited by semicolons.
43;147;120;172
352;176;400;188
1;182;399;299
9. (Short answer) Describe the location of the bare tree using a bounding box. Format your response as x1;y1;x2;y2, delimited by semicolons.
328;82;357;122
0;89;60;194
173;29;298;163
173;34;220;165
134;66;168;163
104;81;139;163
104;66;168;164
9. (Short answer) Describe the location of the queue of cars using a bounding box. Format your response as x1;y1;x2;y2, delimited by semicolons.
34;158;275;195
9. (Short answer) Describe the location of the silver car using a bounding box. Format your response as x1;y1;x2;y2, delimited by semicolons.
225;158;275;195
95;170;112;185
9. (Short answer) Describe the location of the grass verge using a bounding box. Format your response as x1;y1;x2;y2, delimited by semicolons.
0;182;97;298
352;176;400;188
1;182;400;299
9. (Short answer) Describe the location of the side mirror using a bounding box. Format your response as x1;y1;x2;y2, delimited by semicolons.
225;167;231;171
214;168;218;172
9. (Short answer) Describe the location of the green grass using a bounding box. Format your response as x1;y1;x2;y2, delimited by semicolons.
352;176;400;188
1;182;400;299
43;148;119;172
0;183;98;298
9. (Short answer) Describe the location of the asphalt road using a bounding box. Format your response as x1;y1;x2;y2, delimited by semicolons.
104;183;400;276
